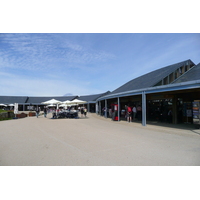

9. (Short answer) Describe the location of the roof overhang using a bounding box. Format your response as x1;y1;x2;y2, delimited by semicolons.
97;80;200;101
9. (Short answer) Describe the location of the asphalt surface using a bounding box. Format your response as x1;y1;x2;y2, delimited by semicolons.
1;112;200;166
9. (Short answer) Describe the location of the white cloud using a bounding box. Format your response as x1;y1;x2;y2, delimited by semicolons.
0;34;116;73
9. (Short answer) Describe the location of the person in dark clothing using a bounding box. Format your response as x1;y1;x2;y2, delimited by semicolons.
137;105;142;120
83;107;87;117
44;106;47;118
80;107;84;117
35;106;41;118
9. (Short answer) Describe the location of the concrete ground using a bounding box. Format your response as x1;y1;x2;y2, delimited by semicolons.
0;112;200;166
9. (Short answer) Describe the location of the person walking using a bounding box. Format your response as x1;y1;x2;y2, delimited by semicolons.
44;106;47;118
83;107;87;117
80;107;84;117
35;106;40;118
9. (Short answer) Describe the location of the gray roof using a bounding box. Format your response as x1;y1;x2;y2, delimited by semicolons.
173;63;200;83
26;96;78;104
78;91;111;102
110;59;194;95
0;95;78;104
0;96;28;104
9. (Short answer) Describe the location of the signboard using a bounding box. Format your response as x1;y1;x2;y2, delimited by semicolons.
27;106;34;110
14;103;18;114
183;102;192;117
186;109;192;117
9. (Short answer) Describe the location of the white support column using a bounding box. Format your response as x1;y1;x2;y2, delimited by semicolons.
118;97;120;121
99;101;101;116
96;102;98;114
87;103;89;112
142;91;146;126
105;99;107;118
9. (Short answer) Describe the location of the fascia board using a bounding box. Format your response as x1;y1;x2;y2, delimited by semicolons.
97;80;200;101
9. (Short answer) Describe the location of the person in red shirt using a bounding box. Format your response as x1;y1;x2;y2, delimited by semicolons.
126;105;132;122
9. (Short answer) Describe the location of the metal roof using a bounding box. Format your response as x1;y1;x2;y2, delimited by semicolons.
26;96;78;104
0;96;28;104
0;95;78;104
97;80;200;101
173;63;200;83
110;59;194;95
78;91;110;102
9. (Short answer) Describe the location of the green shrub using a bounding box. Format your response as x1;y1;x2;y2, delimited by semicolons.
0;109;7;113
0;118;12;121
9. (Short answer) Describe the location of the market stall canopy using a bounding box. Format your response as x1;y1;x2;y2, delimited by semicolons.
41;99;62;104
70;99;87;105
47;104;56;107
62;100;72;105
0;104;7;107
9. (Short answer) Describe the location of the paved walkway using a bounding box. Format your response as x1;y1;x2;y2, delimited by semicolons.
0;112;200;166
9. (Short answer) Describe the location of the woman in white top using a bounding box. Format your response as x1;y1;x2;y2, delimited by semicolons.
132;105;137;120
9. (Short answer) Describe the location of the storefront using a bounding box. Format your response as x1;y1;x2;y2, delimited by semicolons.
96;80;200;126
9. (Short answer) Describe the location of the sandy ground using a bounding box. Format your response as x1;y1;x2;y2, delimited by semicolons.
0;112;200;166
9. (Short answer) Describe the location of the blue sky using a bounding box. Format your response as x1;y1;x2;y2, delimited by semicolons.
0;33;199;96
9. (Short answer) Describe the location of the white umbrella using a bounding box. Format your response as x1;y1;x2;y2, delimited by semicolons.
59;104;68;108
62;100;72;105
47;104;56;107
41;99;62;114
70;99;87;105
0;104;7;107
41;99;62;104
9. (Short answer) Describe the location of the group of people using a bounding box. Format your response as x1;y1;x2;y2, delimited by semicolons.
101;104;142;122
35;106;87;118
80;106;87;117
35;106;47;118
125;104;142;123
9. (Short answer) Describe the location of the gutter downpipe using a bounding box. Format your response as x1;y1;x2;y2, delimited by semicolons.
142;91;146;126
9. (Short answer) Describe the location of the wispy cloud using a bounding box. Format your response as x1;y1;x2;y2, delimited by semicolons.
0;33;199;96
0;33;116;72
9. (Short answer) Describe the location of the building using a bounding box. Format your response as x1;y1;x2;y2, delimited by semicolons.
78;91;110;112
0;92;110;113
0;95;78;111
96;59;200;126
1;59;200;126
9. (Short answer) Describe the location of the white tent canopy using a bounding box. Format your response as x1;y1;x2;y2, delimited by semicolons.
0;104;7;107
47;104;56;107
62;100;72;105
41;99;62;111
70;99;87;105
41;99;62;105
